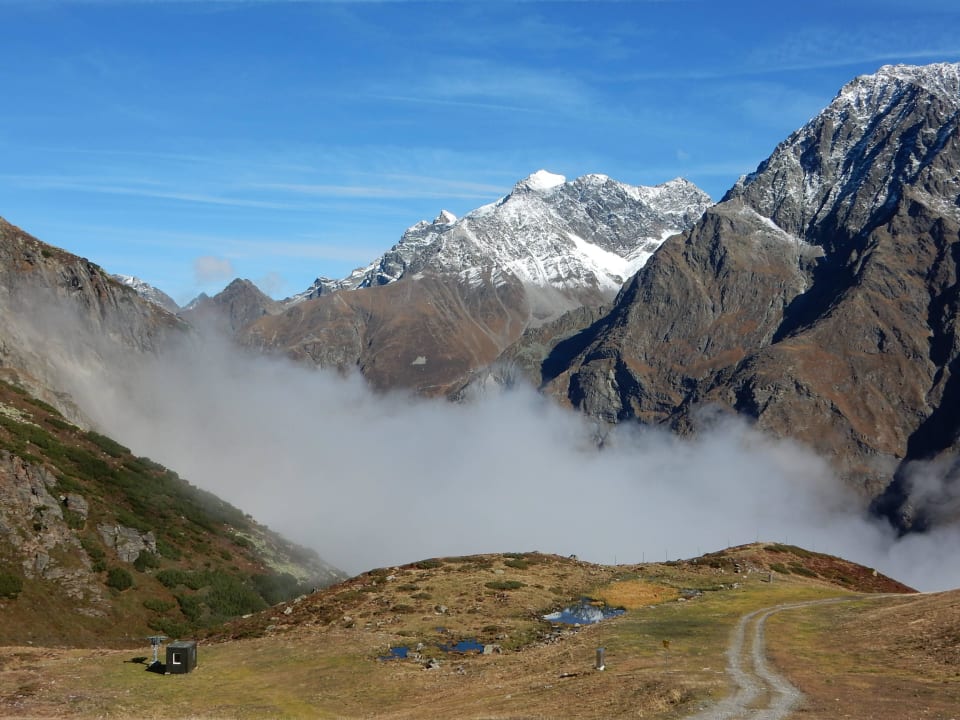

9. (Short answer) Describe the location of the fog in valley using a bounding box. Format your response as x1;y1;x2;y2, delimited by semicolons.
35;311;960;592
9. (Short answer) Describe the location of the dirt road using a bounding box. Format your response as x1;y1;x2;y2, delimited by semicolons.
682;599;850;720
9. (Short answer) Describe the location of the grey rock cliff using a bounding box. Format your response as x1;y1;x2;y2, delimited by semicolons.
547;63;960;526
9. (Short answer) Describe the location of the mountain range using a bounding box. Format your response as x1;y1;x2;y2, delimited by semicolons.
92;63;960;533
238;171;711;394
2;62;960;634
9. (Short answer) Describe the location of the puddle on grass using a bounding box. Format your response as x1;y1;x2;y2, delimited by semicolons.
378;646;409;661
379;638;485;661
543;599;626;625
440;639;484;653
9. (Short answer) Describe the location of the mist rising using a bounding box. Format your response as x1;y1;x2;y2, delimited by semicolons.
33;322;955;593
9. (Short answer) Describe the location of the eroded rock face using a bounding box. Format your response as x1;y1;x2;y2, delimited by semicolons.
97;524;157;564
0;218;183;422
0;451;106;607
548;63;960;524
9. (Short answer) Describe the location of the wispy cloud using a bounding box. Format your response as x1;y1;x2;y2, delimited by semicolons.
193;255;235;284
3;170;505;208
746;24;960;75
4;173;300;210
619;25;960;83
371;94;544;115
369;58;595;119
255;177;503;201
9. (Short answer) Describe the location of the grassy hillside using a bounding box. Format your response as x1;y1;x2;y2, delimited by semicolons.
0;376;344;646
0;544;925;718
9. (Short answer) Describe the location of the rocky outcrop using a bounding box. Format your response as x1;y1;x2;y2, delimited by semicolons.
0;450;106;606
97;523;157;564
547;63;960;523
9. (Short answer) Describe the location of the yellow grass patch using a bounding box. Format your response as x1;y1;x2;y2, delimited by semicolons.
594;579;679;609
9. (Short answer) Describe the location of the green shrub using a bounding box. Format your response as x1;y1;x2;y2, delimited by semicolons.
250;573;307;606
156;569;189;588
203;572;267;619
485;580;525;591
81;535;106;571
0;381;27;395
414;559;443;570
156;540;182;561
504;559;530;570
143;598;176;613
44;416;73;431
25;396;61;415
63;508;85;530
148;617;191;639
0;571;23;599
788;563;818;578
176;593;203;622
106;567;134;591
85;431;130;458
770;563;791;574
133;551;161;572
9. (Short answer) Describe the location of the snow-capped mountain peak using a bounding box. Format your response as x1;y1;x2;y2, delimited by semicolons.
517;169;567;192
727;62;960;239
435;209;457;225
291;171;711;309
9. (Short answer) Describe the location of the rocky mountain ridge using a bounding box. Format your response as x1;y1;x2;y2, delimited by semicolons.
180;278;284;334
0;218;185;423
292;170;710;313
112;274;180;314
544;62;960;528
239;171;709;394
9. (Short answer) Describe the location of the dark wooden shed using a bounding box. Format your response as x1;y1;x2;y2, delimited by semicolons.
165;640;198;674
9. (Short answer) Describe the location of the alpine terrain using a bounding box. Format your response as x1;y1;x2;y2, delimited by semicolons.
238;171;710;394
545;63;960;529
0;219;345;644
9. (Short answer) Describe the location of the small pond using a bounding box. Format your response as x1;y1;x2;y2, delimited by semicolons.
440;639;484;653
378;646;409;661
378;638;485;661
543;599;625;625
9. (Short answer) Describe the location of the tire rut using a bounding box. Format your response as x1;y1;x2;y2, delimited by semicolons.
682;598;852;720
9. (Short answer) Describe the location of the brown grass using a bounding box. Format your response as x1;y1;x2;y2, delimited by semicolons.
593;580;679;609
766;590;960;720
0;545;921;719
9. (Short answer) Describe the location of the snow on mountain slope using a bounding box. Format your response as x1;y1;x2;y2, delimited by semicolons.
112;274;179;314
727;62;960;240
293;171;711;303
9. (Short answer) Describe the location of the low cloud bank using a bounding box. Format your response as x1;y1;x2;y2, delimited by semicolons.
49;329;960;591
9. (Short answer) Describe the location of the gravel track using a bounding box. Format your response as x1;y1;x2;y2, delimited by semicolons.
682;598;851;720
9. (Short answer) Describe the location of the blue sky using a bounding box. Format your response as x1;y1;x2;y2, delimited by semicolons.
2;0;959;304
